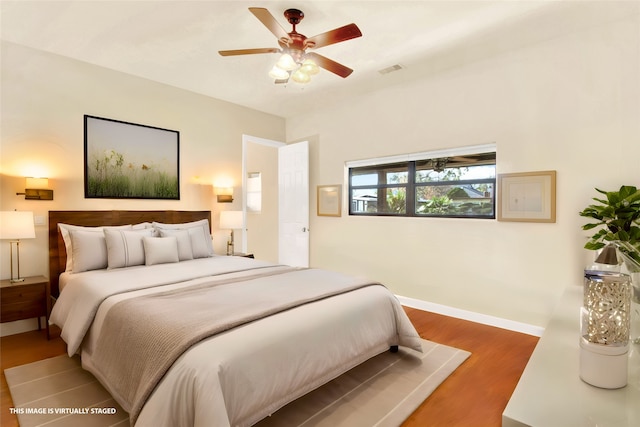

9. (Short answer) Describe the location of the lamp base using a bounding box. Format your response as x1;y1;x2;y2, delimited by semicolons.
8;240;26;284
579;338;628;389
226;230;235;256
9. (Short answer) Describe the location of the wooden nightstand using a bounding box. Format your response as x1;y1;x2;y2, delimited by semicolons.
0;275;49;339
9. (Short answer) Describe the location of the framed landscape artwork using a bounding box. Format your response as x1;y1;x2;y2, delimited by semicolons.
84;115;180;199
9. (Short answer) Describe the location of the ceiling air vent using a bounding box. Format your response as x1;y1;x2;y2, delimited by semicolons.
378;64;404;75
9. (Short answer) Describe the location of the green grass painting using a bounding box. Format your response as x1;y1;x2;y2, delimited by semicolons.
84;116;179;199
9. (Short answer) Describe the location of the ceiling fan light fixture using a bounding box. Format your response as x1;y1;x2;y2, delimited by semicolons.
300;58;319;75
219;8;363;83
276;53;298;71
268;65;290;80
292;69;311;84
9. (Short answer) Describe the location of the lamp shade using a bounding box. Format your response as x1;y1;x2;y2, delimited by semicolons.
268;65;290;80
276;53;298;71
292;69;311;84
300;58;319;75
26;177;49;189
219;211;243;230
0;211;36;240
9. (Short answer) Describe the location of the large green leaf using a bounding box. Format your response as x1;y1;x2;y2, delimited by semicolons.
619;185;638;199
579;185;640;256
582;223;602;230
585;241;606;250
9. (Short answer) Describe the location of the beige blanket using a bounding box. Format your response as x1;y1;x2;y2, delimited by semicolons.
90;268;382;425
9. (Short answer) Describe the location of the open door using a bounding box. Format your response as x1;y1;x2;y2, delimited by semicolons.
241;136;309;267
278;141;309;267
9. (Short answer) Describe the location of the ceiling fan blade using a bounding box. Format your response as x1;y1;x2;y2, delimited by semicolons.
218;48;280;56
306;23;362;49
305;52;353;78
249;7;291;44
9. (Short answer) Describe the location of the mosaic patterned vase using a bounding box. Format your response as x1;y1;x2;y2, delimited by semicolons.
580;270;632;388
582;270;632;346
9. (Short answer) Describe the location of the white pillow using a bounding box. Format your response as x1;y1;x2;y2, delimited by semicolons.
104;228;155;269
143;236;179;266
132;222;154;231
152;219;214;258
69;230;108;273
58;223;132;272
158;229;194;261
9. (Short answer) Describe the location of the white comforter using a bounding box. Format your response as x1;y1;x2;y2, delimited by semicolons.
50;257;422;427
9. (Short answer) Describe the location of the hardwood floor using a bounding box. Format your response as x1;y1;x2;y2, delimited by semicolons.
1;326;66;427
401;308;539;426
1;309;538;427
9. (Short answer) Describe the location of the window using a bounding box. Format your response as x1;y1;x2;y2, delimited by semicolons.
348;150;496;219
246;172;262;212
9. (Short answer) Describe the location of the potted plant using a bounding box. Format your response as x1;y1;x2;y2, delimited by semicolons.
579;185;640;269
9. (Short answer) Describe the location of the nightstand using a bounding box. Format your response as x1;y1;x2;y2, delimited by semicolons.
233;253;254;258
1;275;49;339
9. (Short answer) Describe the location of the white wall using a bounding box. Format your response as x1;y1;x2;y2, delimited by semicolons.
286;5;640;329
0;41;285;335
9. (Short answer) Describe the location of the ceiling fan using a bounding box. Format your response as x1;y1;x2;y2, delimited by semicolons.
218;7;362;84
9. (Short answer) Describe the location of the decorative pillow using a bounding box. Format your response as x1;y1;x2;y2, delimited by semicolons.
184;227;211;258
58;223;132;272
69;230;109;273
152;219;214;258
158;229;194;261
132;222;154;231
104;228;155;269
143;236;179;266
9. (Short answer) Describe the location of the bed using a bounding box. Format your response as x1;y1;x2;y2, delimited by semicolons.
48;210;423;427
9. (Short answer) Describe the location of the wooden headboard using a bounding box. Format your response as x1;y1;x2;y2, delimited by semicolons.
48;210;212;297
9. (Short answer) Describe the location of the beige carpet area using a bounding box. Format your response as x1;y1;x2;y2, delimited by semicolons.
5;339;469;427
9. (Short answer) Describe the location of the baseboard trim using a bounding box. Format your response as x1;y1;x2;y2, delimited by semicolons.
0;316;44;337
397;295;544;337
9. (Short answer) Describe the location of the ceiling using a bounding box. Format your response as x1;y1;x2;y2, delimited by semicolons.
0;1;613;118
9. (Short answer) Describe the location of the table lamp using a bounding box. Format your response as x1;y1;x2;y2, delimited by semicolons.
580;245;631;389
219;211;243;256
0;211;36;282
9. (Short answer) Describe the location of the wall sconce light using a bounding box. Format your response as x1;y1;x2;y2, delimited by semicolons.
216;187;233;203
16;177;53;200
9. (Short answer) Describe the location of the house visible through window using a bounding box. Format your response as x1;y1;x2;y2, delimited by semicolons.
348;149;496;219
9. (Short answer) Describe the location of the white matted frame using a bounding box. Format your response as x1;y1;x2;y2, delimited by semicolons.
317;185;342;217
497;170;556;223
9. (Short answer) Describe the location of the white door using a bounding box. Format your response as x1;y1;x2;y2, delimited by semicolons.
278;141;309;267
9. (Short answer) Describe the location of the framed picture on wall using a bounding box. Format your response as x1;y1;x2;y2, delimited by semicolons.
84;115;180;199
497;170;556;223
317;185;342;217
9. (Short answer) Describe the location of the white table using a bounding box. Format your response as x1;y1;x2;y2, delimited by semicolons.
503;285;639;427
